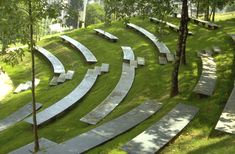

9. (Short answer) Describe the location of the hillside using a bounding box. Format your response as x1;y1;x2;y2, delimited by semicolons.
0;15;235;154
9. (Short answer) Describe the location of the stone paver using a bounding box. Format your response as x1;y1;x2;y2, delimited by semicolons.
166;53;175;62
0;103;42;132
137;57;145;66
101;63;109;73
44;101;162;154
49;76;59;86
57;73;66;83
35;46;65;74
60;35;97;63
215;87;235;134
80;62;135;125
24;66;102;126
122;103;198;154
65;70;75;80
9;138;57;154
94;29;119;42
14;79;40;93
159;56;167;65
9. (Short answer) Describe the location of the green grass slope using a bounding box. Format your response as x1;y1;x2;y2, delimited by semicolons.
0;14;235;154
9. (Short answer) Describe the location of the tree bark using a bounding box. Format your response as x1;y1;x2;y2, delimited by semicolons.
196;1;200;18
28;0;40;152
212;5;216;22
171;0;188;97
181;3;189;65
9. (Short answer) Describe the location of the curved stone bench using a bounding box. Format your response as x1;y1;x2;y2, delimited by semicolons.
37;101;162;154
94;29;118;42
0;102;42;132
190;17;220;30
126;23;174;63
149;17;193;35
193;56;217;96
34;46;65;74
24;65;106;126
60;35;97;63
122;103;198;154
215;86;235;134
80;47;136;125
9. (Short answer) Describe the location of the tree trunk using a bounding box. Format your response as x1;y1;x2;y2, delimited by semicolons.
196;1;200;18
212;5;216;22
171;0;188;97
28;0;40;152
181;3;189;65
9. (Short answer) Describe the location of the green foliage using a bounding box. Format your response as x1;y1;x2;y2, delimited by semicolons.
85;3;105;27
103;0;173;24
66;0;83;28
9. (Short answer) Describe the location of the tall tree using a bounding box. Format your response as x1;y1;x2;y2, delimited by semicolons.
171;0;189;97
0;0;63;152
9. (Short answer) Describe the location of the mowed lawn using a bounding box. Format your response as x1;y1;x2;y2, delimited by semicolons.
0;14;235;154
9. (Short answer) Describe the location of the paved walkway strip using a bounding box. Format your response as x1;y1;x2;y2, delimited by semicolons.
0;103;42;132
60;35;97;63
122;103;199;154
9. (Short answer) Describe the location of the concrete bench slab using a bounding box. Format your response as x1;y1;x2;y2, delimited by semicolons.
60;35;97;63
9;138;57;154
193;56;217;96
24;66;103;126
80;62;135;125
94;29;119;42
34;46;65;74
126;23;172;62
190;17;220;29
122;103;198;154
0;102;42;132
121;46;135;61
150;17;193;35
215;87;235;134
44;101;162;154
